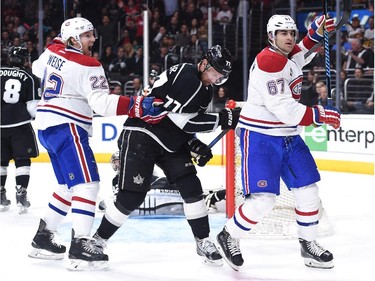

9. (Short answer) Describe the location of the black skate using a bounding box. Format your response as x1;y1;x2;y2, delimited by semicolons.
67;230;109;271
0;187;11;212
29;219;66;260
195;237;223;266
15;186;30;214
299;238;334;269
216;227;244;271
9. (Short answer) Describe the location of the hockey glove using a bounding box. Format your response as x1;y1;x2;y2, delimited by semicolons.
308;15;335;43
128;96;167;124
188;138;213;167
219;108;241;130
312;105;341;129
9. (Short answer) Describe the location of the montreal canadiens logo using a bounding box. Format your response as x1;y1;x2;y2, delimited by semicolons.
257;180;268;188
290;76;303;99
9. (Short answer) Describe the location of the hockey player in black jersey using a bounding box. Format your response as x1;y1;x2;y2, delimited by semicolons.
0;46;40;214
93;45;240;267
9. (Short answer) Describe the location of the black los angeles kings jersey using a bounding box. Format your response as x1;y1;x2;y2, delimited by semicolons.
1;67;40;127
124;63;220;152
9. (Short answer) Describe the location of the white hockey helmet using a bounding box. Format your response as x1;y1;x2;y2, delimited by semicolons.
60;17;95;43
267;15;299;44
110;151;120;171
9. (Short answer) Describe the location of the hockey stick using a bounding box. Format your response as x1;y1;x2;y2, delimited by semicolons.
304;0;352;59
322;0;332;105
63;0;68;20
208;129;230;148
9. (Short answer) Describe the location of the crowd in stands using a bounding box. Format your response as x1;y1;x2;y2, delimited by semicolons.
1;0;373;114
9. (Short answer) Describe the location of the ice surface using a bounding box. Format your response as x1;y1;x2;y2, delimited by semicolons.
1;163;374;281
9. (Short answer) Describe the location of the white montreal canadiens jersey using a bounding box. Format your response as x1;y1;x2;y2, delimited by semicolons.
238;44;311;136
32;43;120;136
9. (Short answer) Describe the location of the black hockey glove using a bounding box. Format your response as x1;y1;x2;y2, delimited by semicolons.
218;108;241;130
187;138;213;167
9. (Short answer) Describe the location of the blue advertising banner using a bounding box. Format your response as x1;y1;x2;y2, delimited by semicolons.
297;9;373;33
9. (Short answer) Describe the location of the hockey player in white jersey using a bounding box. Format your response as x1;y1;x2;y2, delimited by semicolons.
27;17;166;271
216;15;340;271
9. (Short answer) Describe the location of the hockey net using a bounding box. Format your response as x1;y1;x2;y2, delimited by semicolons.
224;101;333;239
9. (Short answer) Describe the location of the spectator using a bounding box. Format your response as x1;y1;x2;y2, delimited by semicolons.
150;44;169;67
131;76;143;96
183;33;204;64
363;91;374;114
123;0;141;18
96;15;116;53
14;16;28;38
316;81;329;106
343;38;374;71
346;16;364;39
307;45;332;70
175;24;191;47
166;15;180;36
1;30;13;59
100;45;116;77
111;84;124;96
117;29;132;48
331;33;352;67
300;69;319;107
214;1;233;25
197;24;209;51
127;46;143;76
25;40;39;63
181;1;203;27
212;86;230;112
343;67;373;113
364;16;374;41
189;18;199;35
108;47;128;82
152;26;167;49
123;42;135;60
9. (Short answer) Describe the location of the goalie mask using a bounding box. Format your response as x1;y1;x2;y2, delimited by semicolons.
110;151;120;171
9;46;29;67
202;45;232;85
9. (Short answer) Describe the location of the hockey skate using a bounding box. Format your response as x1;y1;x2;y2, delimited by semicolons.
195;237;223;266
216;227;244;271
0;187;11;212
29;219;66;260
67;230;108;271
299;238;334;269
15;186;30;214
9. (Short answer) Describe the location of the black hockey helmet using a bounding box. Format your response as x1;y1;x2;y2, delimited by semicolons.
202;45;232;85
9;46;29;67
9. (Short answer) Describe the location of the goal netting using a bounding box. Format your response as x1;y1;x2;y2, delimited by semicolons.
224;102;333;239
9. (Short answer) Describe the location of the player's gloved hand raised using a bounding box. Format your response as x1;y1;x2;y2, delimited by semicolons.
128;96;168;124
308;15;335;42
312;105;341;129
188;138;213;167
219;108;241;130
